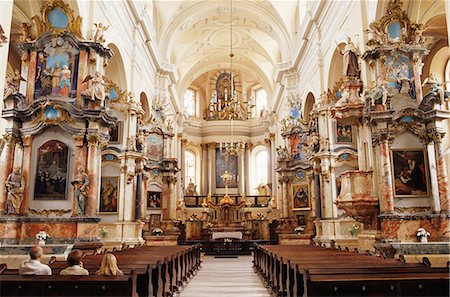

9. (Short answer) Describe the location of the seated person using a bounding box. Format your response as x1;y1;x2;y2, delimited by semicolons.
19;246;52;275
60;249;89;275
95;253;123;276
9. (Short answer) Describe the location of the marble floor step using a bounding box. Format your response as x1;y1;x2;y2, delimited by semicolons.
179;255;270;297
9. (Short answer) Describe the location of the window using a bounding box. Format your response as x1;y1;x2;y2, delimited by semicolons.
184;89;196;116
255;150;268;186
185;150;196;186
255;88;267;117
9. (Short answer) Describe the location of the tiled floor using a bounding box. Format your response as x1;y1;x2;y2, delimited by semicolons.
179;255;270;297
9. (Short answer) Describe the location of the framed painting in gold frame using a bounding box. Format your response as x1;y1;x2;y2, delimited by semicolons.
390;149;429;198
99;176;119;213
292;183;310;210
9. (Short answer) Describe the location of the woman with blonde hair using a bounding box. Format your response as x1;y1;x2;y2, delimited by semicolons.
95;253;123;276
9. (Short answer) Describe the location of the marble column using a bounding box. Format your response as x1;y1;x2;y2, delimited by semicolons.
266;138;272;188
426;142;441;212
169;177;177;219
244;144;251;195
238;148;245;194
329;165;338;217
180;139;186;190
280;177;290;218
378;139;394;213
86;135;101;216
201;144;208;195
25;52;37;104
208;143;215;194
434;140;449;212
19;135;33;214
0;134;17;212
76;50;89;107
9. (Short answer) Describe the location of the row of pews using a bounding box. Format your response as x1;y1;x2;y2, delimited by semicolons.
0;244;201;297
254;244;450;297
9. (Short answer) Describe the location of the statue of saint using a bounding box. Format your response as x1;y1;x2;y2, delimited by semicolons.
422;73;450;104
71;167;90;215
51;62;62;96
185;179;198;196
4;69;25;99
59;65;71;97
82;72;106;105
341;37;360;77
5;167;23;215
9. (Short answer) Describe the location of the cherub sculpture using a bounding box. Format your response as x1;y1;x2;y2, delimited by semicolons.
18;23;32;43
82;72;106;106
365;78;393;107
92;23;109;43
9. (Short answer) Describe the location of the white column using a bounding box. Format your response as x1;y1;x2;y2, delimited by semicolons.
245;145;251;194
201;144;208;195
238;149;245;194
427;142;441;212
208;143;215;194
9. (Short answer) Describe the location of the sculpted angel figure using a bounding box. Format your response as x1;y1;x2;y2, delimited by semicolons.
365;78;393;107
18;23;32;43
71;167;90;215
92;23;109;43
5;167;23;215
422;73;450;104
4;69;25;98
82;72;106;106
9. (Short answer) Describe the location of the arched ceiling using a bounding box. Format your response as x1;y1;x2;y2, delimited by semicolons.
155;0;297;98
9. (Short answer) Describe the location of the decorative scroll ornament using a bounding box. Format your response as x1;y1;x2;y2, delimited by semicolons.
28;208;72;217
31;0;83;38
31;101;73;126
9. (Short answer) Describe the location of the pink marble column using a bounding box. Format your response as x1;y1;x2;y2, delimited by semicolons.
378;140;394;213
77;50;89;107
0;134;17;212
26;51;37;104
161;177;171;220
19;135;33;214
86;136;100;216
435;141;449;212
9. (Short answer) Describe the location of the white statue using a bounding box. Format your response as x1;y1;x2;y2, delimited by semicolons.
422;73;450;104
365;78;392;107
5;167;23;215
82;72;106;106
341;37;360;77
92;23;109;43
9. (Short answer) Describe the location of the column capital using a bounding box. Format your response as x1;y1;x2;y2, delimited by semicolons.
421;128;445;144
73;134;85;146
87;134;100;147
21;134;33;147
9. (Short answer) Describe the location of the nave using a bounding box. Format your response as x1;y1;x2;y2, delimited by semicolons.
180;256;270;297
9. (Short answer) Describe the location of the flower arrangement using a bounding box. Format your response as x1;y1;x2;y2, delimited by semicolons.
35;231;50;246
99;226;108;238
416;228;430;242
294;226;305;233
348;224;360;237
152;228;164;236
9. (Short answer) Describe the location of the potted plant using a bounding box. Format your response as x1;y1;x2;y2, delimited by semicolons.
416;228;430;243
35;231;50;246
152;228;164;236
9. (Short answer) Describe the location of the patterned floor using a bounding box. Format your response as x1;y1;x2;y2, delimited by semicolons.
179;255;270;297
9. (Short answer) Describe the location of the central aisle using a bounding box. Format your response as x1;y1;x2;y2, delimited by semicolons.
179;255;270;297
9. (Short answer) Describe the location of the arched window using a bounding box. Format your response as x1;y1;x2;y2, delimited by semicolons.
255;88;267;117
184;89;196;116
185;150;196;186
255;150;268;184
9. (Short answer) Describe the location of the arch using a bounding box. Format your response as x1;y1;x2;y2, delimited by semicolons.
327;43;345;90
249;145;269;195
160;1;293;65
303;92;315;123
105;43;127;90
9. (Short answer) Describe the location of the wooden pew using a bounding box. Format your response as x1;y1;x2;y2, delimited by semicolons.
0;274;136;297
254;244;450;297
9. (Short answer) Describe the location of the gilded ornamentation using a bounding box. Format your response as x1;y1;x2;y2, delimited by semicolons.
31;0;83;38
31;101;73;126
0;25;7;46
18;23;32;43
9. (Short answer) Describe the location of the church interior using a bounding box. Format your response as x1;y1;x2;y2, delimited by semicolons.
0;0;449;296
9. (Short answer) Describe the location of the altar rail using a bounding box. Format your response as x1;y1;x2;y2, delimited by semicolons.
184;195;270;207
179;240;277;255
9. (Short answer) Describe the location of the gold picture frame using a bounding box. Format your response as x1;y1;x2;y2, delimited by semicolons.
292;183;310;210
390;148;430;198
99;176;119;213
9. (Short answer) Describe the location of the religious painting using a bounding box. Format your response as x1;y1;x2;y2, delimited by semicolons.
290;133;307;161
146;134;163;162
215;148;238;188
149;214;161;227
385;53;412;88
34;140;69;200
99;177;119;213
391;149;429;197
292;183;310;210
336;124;352;143
297;214;306;226
147;192;161;209
109;122;121;144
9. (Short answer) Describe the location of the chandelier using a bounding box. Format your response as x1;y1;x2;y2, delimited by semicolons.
208;0;255;122
217;0;253;157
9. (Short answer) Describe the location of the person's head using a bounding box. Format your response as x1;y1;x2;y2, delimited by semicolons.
66;249;83;266
30;246;44;260
98;253;122;276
